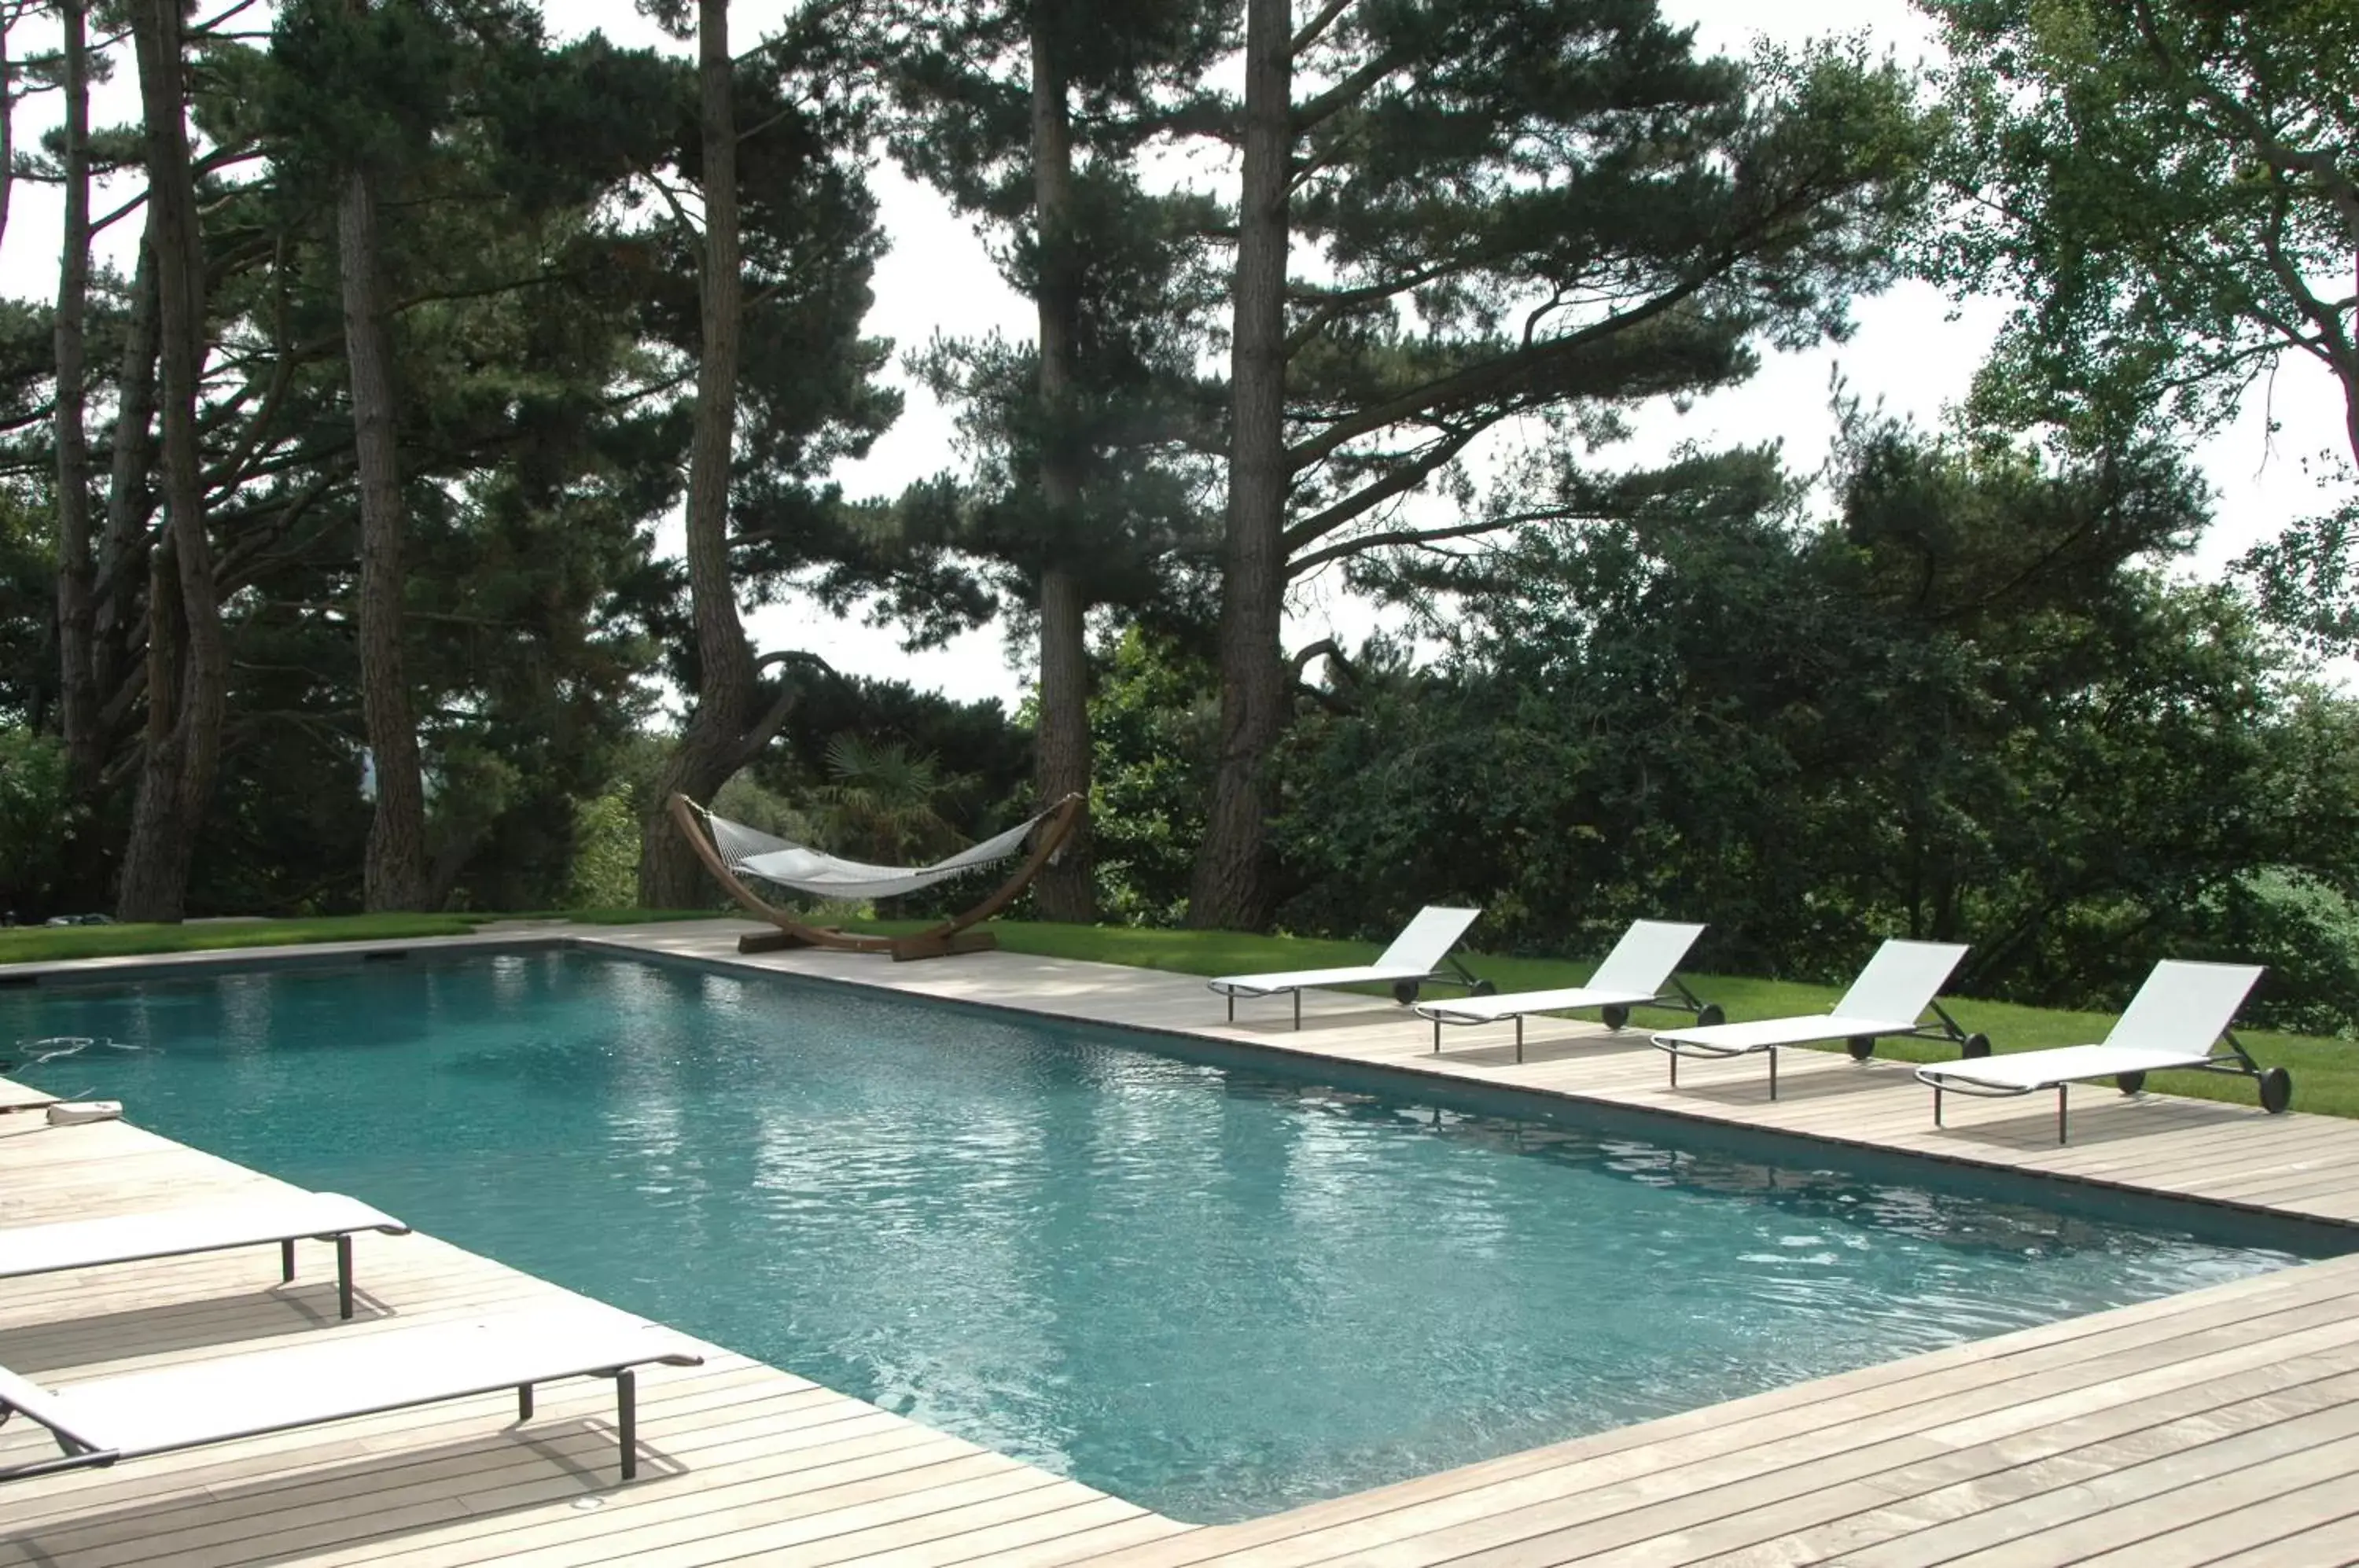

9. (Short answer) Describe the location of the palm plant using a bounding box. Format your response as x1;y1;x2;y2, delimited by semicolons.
815;736;973;864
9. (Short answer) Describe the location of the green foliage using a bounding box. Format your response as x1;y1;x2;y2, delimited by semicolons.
760;669;1031;832
815;734;973;863
854;0;1230;653
0;6;896;919
710;771;812;842
2201;868;2359;1040
2235;498;2359;653
1286;425;2359;1030
1922;0;2359;456
0;488;50;733
1088;628;1213;923
0;730;84;920
565;789;641;910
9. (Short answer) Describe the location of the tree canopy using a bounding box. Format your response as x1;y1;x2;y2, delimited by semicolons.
2;0;2356;1034
1925;0;2359;461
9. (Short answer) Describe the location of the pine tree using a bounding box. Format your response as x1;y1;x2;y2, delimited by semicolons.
116;0;228;922
630;0;898;905
1191;0;1932;928
885;0;1227;922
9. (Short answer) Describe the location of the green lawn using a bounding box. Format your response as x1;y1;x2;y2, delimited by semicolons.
0;908;714;966
7;911;2349;1120
0;914;485;964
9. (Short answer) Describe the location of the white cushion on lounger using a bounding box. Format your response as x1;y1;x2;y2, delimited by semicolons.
1209;906;1481;996
1417;920;1704;1025
0;1194;407;1282
1653;940;1969;1054
1212;964;1437;996
16;1314;702;1459
1918;962;2266;1094
1917;1043;2220;1093
1651;1013;1930;1053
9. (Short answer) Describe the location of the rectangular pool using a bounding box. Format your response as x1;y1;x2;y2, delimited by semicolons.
4;951;2346;1522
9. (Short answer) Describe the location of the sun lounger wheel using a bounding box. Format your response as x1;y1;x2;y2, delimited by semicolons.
1846;1036;1875;1062
1393;981;1421;1005
2260;1067;2292;1114
1470;978;1497;996
2115;1070;2147;1095
1602;1006;1629;1031
1962;1032;1992;1058
1697;1003;1725;1027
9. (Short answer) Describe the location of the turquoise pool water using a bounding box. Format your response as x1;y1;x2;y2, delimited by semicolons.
4;951;2342;1522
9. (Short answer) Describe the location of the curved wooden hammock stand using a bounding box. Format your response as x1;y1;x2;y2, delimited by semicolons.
668;791;1085;962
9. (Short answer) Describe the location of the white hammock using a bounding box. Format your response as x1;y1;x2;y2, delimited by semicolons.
701;806;1058;901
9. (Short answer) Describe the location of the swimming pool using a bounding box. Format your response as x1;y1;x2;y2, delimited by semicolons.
4;950;2344;1522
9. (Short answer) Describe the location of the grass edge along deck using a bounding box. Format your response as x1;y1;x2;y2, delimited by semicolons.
0;919;2355;1566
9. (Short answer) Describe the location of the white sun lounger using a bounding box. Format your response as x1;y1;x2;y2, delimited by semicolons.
1209;905;1485;1029
0;1312;705;1484
1915;960;2280;1143
1648;939;1981;1099
1413;920;1720;1061
0;1193;410;1320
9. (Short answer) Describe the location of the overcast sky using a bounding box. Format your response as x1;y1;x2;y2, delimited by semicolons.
3;1;2349;707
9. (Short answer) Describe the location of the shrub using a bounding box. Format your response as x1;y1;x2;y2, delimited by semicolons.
0;731;83;922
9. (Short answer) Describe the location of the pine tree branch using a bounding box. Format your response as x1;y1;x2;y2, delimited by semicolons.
1293;48;1405;135
1288;512;1536;579
1290;0;1355;57
1281;425;1477;555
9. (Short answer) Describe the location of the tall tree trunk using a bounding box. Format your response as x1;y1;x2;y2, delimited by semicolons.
54;0;100;793
97;222;161;706
340;124;431;911
1028;20;1095;922
0;6;15;256
118;0;227;924
1189;0;1294;932
638;0;778;907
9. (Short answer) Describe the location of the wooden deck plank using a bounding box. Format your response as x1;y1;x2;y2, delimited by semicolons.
1500;1367;2359;1566
1820;1418;2359;1568
1150;1353;2359;1568
1937;1446;2359;1567
1068;1287;2359;1568
2195;1509;2359;1566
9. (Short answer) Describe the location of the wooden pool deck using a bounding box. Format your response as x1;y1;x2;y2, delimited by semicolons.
1;920;2355;1566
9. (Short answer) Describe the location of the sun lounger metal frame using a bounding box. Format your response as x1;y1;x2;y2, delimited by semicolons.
1208;906;1492;1030
1213;956;1493;1030
1919;1032;2286;1144
1412;921;1724;1061
1648;940;1985;1100
1652;1000;1988;1099
0;1194;410;1320
1914;961;2285;1143
0;1318;705;1485
671;791;1084;962
1424;976;1720;1061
